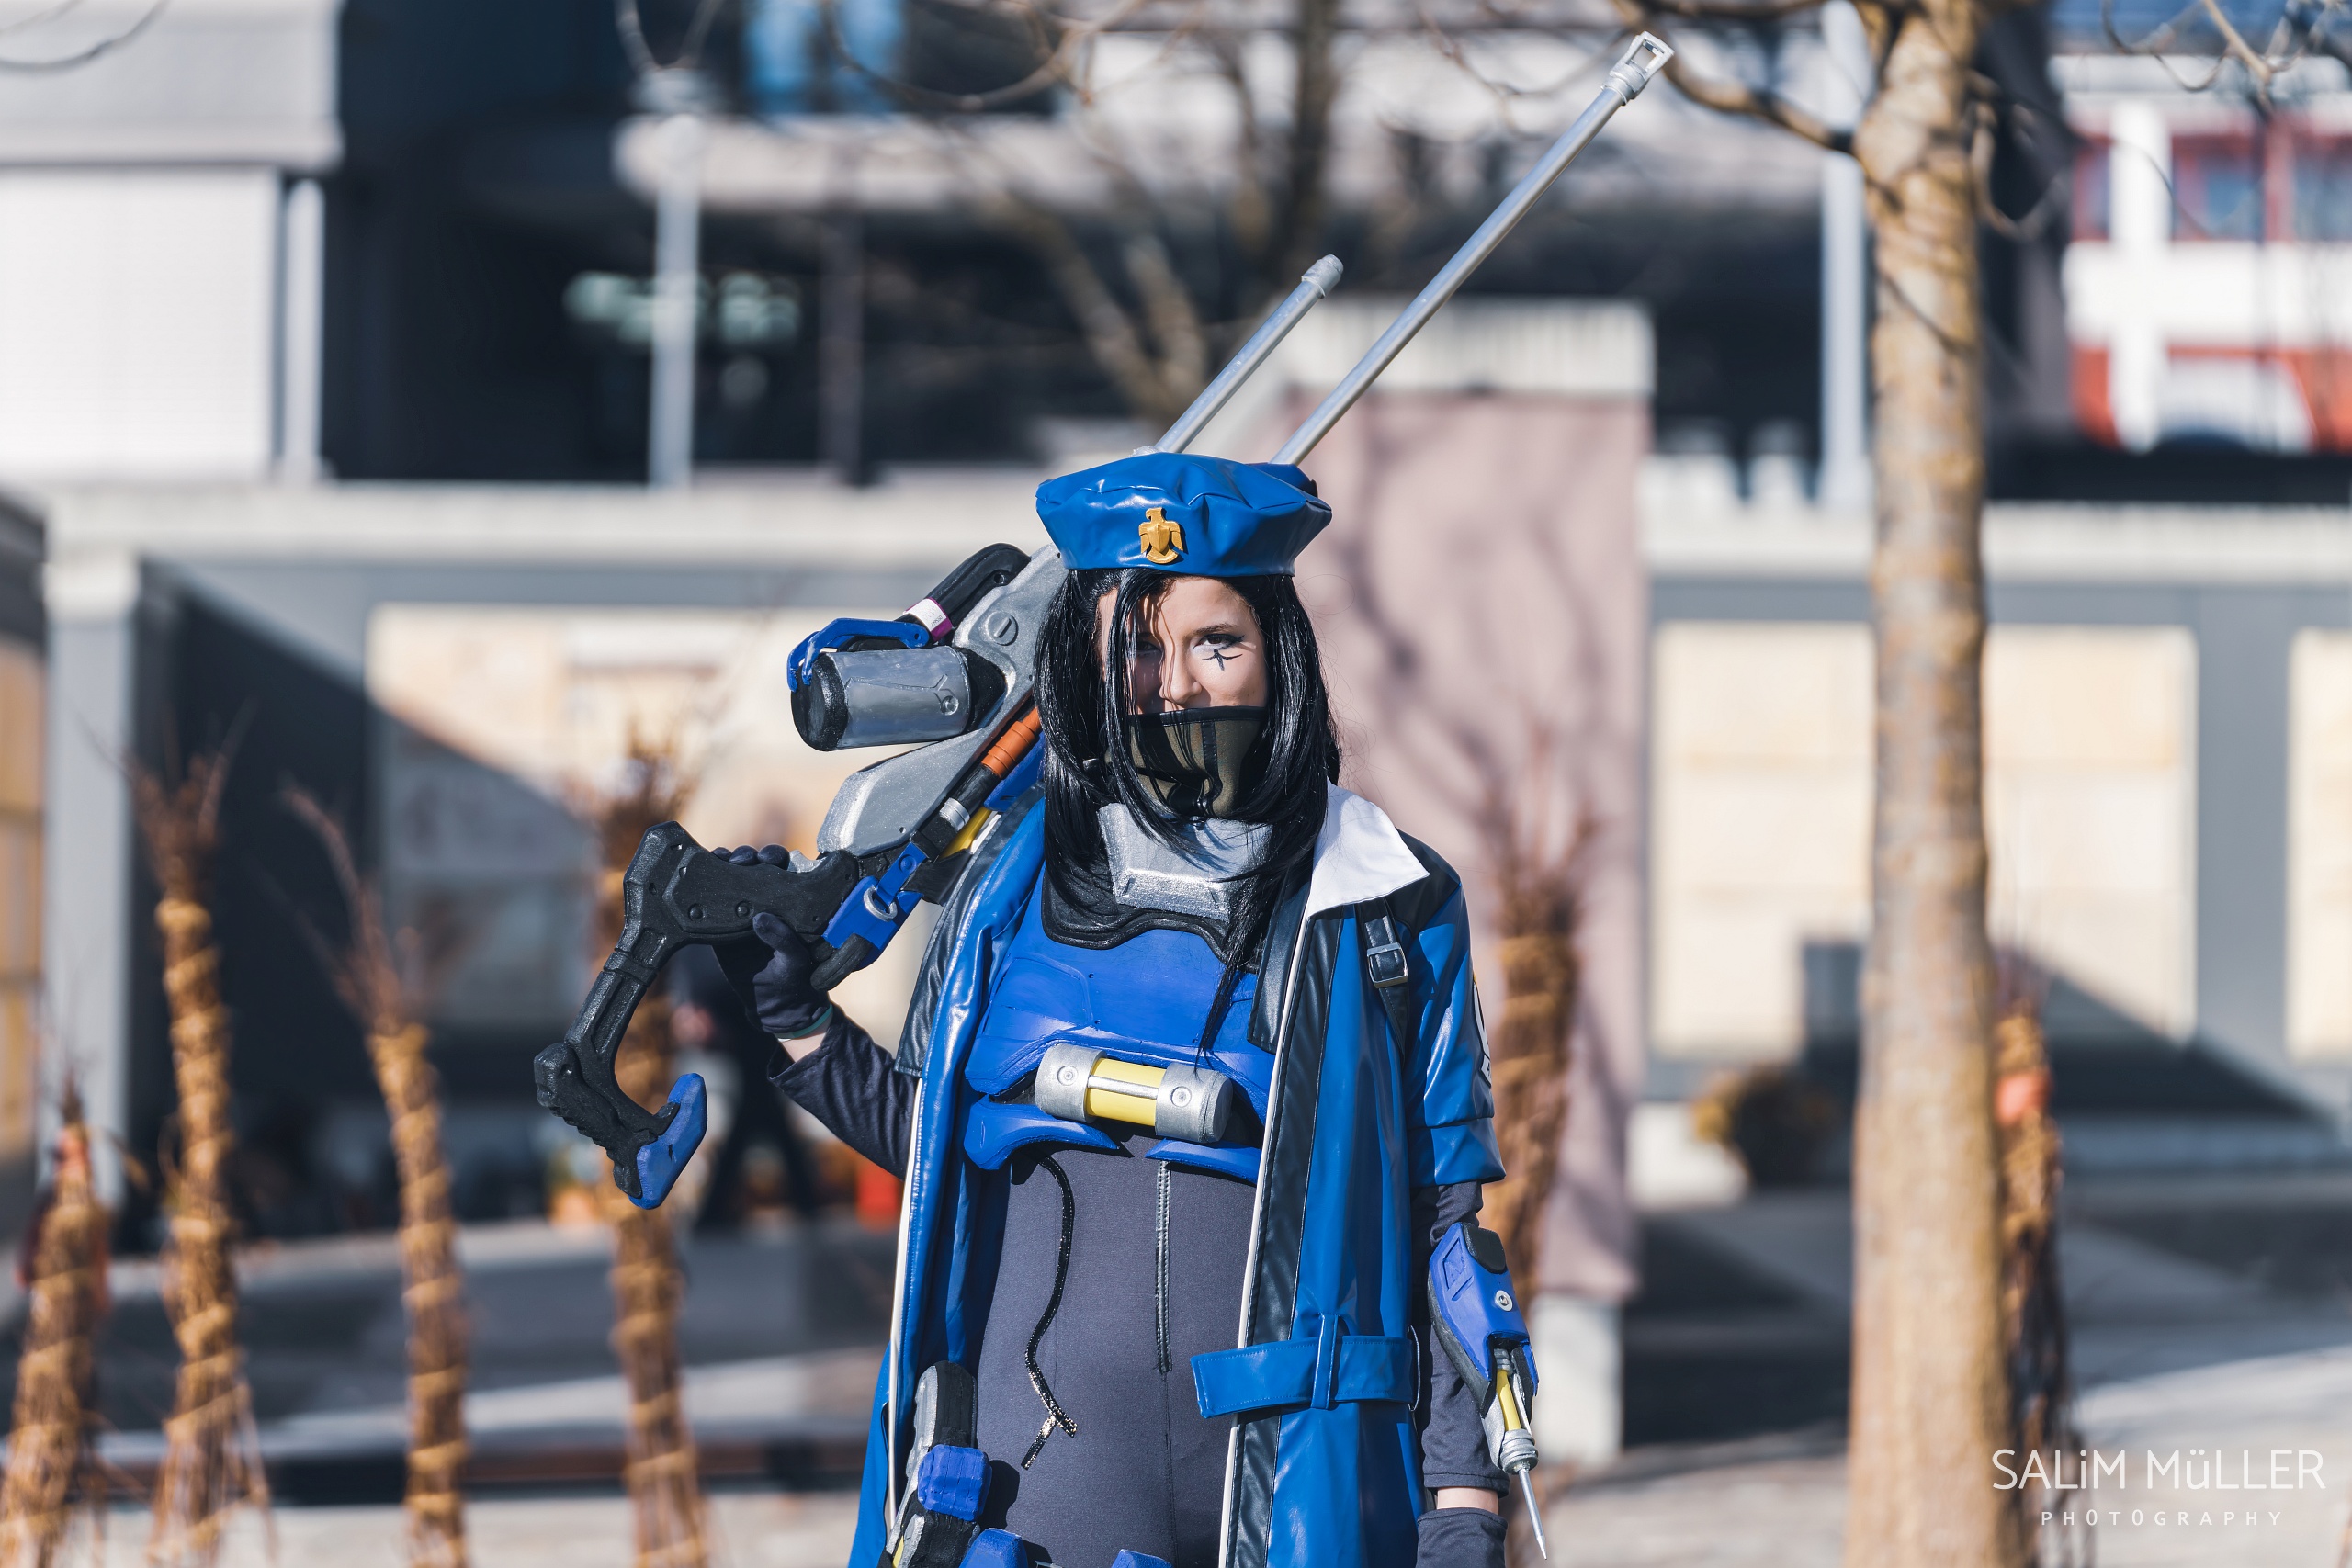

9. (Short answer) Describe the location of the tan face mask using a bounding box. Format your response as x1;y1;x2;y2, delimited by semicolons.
1125;707;1265;818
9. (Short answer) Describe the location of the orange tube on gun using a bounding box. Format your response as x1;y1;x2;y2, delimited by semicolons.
979;705;1042;781
930;705;1045;856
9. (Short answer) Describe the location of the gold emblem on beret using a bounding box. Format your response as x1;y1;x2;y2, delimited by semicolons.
1138;506;1185;565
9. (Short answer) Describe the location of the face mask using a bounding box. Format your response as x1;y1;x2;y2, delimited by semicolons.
1125;707;1265;818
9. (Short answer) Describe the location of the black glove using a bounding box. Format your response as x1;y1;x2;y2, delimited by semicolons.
1417;1506;1505;1568
709;845;832;1040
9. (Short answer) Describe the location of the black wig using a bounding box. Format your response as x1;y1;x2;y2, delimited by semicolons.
1034;567;1341;966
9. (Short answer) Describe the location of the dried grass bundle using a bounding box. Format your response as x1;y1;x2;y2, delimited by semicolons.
1481;852;1581;1294
583;736;707;1568
1477;807;1588;1568
283;789;469;1568
130;747;268;1568
0;1086;110;1568
1993;971;2085;1567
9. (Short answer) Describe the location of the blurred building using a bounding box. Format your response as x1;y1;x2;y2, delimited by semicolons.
11;0;1796;1237
8;0;2352;1475
2060;54;2352;456
1645;494;2352;1151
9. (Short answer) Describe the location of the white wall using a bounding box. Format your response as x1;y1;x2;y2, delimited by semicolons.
0;168;279;480
2290;629;2352;1057
0;0;338;167
1651;621;2200;1058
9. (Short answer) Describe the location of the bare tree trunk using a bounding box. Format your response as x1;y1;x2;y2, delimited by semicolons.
282;792;469;1568
1843;3;2023;1562
133;750;270;1568
0;1089;109;1568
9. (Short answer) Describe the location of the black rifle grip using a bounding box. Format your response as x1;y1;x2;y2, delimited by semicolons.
534;822;866;1195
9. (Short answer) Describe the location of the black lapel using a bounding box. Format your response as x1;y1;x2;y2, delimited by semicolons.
1248;866;1315;1049
1226;910;1340;1568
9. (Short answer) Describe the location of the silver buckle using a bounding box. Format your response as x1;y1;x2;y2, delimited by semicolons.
1364;914;1408;990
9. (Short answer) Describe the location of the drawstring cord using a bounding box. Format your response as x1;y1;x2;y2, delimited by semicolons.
1022;1155;1080;1468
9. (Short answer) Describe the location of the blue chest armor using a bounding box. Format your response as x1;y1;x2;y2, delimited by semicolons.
960;886;1270;1184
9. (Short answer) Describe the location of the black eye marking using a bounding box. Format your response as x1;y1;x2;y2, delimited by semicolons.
1198;632;1244;669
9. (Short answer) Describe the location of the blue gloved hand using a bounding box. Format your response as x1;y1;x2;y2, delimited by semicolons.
1417;1506;1505;1568
709;845;833;1039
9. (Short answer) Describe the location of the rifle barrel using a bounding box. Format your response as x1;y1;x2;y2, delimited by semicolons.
1271;34;1672;467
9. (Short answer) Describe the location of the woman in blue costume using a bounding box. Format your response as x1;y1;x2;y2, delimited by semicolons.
717;452;1518;1568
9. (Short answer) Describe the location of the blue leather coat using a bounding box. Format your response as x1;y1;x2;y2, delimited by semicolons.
848;784;1503;1568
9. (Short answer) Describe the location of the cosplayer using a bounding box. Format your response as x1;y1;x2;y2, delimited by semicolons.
536;40;1676;1568
709;455;1514;1568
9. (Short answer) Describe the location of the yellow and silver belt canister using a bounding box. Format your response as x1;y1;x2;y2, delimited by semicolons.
1034;1041;1235;1145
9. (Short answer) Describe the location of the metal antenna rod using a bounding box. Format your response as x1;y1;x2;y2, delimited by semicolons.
1151;254;1344;454
1519;1465;1550;1558
1271;34;1672;467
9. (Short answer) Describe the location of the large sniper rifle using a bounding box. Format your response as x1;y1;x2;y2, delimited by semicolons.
534;34;1671;1209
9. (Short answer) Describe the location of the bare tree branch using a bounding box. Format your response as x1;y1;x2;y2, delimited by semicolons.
1204;28;1273;259
815;0;1161;112
0;0;164;72
1967;95;2069;242
615;0;729;78
1268;0;1343;281
2197;0;2278;98
1637;0;1832;20
989;197;1193;423
1613;6;1855;152
1122;234;1211;392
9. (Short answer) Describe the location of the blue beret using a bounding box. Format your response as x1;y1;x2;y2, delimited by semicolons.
1035;453;1329;577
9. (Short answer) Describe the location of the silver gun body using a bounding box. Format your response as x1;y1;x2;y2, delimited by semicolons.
818;545;1068;856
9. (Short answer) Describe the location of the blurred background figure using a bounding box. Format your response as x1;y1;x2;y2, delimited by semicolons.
667;943;824;1232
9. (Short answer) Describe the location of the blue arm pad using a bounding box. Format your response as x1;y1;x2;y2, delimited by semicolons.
913;1442;989;1523
1423;1118;1505;1187
1427;1220;1538;1394
962;1531;1031;1568
1402;888;1504;1185
628;1075;707;1210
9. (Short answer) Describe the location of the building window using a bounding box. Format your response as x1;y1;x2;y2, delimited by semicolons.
2173;136;2265;240
2293;139;2352;240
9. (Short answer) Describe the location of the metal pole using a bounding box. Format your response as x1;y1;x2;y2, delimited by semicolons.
1151;255;1343;454
821;208;866;484
649;113;704;491
277;178;325;484
1272;34;1671;467
1818;0;1871;513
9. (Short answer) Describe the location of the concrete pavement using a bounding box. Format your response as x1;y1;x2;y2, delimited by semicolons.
23;1168;2352;1564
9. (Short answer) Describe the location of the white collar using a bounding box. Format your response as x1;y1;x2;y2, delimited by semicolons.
1304;784;1429;917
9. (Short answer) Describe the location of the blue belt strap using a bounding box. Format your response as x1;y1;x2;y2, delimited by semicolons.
1189;1322;1417;1418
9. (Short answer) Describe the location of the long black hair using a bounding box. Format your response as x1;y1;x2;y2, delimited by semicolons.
1034;566;1340;966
